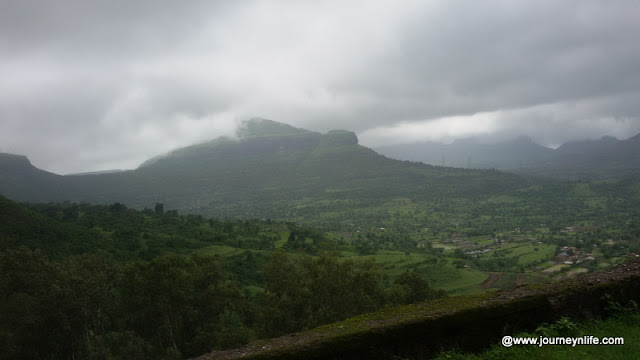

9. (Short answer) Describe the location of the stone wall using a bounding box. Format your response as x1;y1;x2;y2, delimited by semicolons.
196;260;640;360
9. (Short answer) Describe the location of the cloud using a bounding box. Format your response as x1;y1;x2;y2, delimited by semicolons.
360;98;640;148
1;0;639;173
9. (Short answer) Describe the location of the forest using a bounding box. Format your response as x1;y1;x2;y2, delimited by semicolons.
2;174;639;359
1;123;640;359
0;198;446;359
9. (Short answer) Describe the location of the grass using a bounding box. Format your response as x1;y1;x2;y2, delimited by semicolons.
344;250;489;295
473;242;556;269
433;243;456;250
347;250;431;276
434;268;489;295
491;273;516;290
475;238;494;245
542;264;570;273
274;231;288;248
434;313;640;360
196;243;489;294
516;244;556;265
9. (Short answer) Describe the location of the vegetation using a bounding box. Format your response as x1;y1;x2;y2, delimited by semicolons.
0;198;447;359
2;190;639;359
435;298;640;360
1;120;639;358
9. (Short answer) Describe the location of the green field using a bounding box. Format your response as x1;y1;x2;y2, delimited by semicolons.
436;268;489;295
196;244;491;296
542;264;570;273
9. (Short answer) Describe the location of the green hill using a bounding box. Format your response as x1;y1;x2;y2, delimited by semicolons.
0;119;530;222
0;195;100;255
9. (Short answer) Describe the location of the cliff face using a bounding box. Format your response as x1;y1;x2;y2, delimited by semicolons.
0;153;35;172
0;153;66;201
196;260;640;360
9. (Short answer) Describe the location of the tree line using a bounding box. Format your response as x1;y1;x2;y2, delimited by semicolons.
0;199;445;359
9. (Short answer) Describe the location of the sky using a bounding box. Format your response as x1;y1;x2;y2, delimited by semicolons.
1;0;640;174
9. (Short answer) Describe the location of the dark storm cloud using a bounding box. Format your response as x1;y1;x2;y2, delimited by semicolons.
0;0;223;55
1;0;639;173
344;1;640;129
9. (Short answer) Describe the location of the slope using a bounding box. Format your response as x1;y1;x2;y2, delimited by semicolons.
375;133;640;180
0;119;530;221
0;153;67;202
516;135;640;180
0;195;100;255
375;136;554;170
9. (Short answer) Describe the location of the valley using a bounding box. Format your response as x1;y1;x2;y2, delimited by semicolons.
1;119;639;359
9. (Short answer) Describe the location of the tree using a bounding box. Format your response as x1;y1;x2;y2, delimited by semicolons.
154;203;164;216
259;251;386;337
118;254;248;358
390;271;445;305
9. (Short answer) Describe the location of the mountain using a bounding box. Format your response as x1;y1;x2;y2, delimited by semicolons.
67;169;126;176
375;136;553;170
627;133;640;143
515;134;640;180
375;133;640;180
0;153;67;201
0;119;529;221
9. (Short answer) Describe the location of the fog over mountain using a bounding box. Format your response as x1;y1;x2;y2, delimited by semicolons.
1;1;639;174
375;131;640;180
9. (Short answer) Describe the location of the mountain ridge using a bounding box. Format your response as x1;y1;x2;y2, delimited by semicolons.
2;119;637;223
375;132;640;180
0;119;528;221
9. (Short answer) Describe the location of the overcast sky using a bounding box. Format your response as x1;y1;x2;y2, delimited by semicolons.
2;0;640;174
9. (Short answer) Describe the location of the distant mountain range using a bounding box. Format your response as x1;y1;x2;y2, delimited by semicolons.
375;133;640;180
375;136;553;169
1;119;638;221
0;119;528;219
